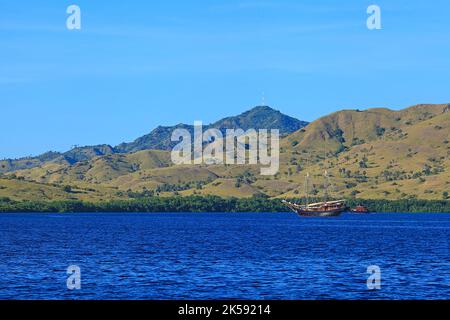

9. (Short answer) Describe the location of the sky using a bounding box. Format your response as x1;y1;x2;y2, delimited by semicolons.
1;0;450;159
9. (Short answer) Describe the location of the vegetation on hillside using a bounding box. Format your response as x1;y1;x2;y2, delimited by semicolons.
1;103;449;207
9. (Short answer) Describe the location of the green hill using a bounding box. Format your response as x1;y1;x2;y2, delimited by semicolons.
1;106;307;173
1;103;449;202
115;105;308;152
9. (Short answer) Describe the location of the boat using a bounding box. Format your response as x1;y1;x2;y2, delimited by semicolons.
350;205;370;213
283;171;347;217
283;199;347;217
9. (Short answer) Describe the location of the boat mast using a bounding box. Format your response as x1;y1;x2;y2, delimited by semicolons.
305;173;309;206
304;150;310;207
323;170;329;203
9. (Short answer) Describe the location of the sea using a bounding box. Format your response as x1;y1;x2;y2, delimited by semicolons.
0;212;448;300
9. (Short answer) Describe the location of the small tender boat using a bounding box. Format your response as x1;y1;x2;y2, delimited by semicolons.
350;205;370;213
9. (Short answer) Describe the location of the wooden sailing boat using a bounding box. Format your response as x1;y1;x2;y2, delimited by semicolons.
283;171;347;217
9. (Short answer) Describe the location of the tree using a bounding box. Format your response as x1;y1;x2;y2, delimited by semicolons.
422;164;432;176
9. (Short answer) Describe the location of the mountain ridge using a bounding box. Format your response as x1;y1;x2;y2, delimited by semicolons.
0;105;308;173
1;103;448;201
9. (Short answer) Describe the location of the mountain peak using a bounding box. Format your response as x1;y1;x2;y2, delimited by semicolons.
116;105;308;153
242;105;282;115
248;105;274;111
210;105;307;134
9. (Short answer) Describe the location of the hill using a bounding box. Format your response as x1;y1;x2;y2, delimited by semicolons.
278;104;450;200
1;103;449;202
0;106;307;173
115;105;308;152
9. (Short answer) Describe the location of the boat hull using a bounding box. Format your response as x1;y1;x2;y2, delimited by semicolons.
282;200;347;217
294;207;346;217
350;206;370;214
350;210;371;214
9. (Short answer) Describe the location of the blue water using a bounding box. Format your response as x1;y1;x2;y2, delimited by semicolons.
0;212;449;300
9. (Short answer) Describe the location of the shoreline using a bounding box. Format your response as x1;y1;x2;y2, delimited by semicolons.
1;196;449;214
1;211;449;215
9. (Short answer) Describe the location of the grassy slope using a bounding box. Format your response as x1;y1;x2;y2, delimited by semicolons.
278;105;449;200
0;178;123;202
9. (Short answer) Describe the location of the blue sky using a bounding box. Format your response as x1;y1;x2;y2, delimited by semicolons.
1;0;449;159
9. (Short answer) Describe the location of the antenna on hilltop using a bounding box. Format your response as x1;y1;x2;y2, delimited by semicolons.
261;91;266;106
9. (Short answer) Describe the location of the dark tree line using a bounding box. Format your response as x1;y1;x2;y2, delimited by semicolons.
0;196;448;213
